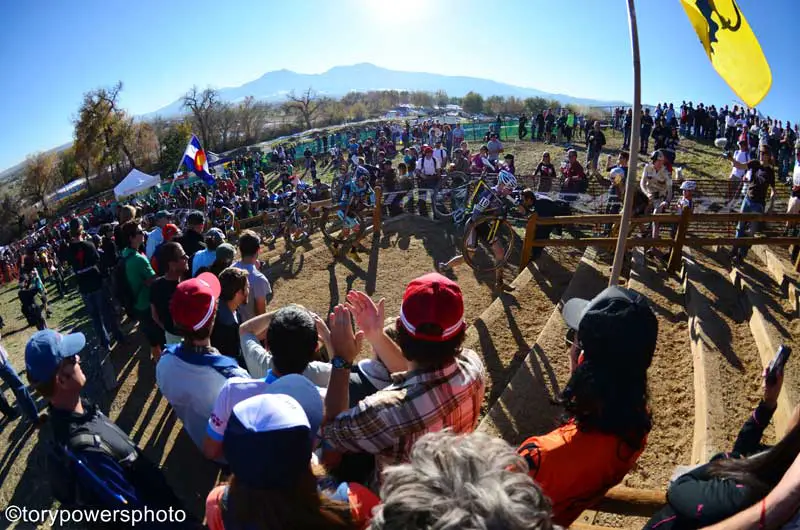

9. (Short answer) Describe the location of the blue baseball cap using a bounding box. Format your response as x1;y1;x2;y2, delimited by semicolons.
25;330;86;383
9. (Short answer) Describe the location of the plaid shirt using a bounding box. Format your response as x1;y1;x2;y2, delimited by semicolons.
322;349;486;473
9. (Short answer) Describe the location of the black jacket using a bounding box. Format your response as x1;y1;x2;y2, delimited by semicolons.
644;401;777;530
174;230;206;258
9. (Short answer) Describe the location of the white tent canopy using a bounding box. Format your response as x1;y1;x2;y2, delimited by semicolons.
114;169;161;199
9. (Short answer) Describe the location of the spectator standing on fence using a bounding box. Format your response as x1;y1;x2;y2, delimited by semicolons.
728;138;750;204
518;286;656;527
585;121;606;174
727;143;776;263
233;230;271;323
66;218;124;350
640;150;673;252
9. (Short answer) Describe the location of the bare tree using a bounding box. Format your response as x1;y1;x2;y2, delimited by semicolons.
214;102;236;151
182;86;221;150
286;88;323;130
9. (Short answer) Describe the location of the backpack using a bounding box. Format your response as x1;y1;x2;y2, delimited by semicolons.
47;432;138;507
113;253;137;320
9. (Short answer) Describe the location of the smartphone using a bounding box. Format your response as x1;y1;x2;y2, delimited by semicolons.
766;345;791;385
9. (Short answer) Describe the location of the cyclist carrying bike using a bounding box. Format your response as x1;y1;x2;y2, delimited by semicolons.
438;170;521;292
336;165;372;241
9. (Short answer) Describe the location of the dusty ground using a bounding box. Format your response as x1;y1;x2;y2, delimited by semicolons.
0;220;796;529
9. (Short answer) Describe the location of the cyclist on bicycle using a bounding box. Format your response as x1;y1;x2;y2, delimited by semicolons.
280;183;311;241
336;165;372;240
438;170;521;292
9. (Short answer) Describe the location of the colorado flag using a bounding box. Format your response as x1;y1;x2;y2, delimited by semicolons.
181;135;215;185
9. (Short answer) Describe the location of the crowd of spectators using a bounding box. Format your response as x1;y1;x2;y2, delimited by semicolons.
0;104;799;529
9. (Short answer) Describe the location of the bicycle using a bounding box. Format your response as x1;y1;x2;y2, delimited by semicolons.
260;190;313;250
319;181;374;249
460;195;518;275
438;172;519;275
432;170;472;220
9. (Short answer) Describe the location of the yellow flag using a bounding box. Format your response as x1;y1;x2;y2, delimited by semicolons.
680;0;771;107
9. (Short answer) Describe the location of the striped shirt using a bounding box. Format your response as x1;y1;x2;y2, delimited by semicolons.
322;348;485;473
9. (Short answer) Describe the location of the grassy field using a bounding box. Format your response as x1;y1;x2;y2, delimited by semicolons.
304;126;734;189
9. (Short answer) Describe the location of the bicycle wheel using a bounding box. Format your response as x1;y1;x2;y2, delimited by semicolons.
285;212;313;249
320;208;363;245
260;210;281;246
462;217;516;274
433;171;470;219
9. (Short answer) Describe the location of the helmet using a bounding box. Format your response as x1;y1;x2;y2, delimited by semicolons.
680;180;696;191
609;167;626;181
497;170;517;188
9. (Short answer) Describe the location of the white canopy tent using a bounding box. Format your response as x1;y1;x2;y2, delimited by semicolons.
114;169;161;199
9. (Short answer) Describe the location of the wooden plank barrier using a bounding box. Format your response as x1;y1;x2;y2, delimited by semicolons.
519;211;800;273
593;486;666;517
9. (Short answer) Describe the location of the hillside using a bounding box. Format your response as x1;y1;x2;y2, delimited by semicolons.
143;63;629;118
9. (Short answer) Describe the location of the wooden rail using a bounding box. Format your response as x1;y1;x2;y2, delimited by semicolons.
519;210;800;274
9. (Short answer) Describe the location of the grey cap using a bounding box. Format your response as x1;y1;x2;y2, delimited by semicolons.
215;243;236;263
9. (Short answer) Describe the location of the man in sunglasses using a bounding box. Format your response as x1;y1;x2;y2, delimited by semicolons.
25;330;188;517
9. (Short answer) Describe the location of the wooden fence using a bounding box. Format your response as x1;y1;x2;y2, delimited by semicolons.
519;209;800;273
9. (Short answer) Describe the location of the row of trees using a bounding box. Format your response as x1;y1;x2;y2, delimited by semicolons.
14;85;584;228
460;91;576;118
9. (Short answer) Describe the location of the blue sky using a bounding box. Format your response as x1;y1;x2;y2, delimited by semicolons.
1;0;797;172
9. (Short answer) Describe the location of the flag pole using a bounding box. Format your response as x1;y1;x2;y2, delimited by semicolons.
168;148;186;197
609;0;642;286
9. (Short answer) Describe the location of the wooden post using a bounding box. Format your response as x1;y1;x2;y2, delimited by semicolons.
373;186;383;235
794;247;800;274
668;207;692;272
519;213;538;273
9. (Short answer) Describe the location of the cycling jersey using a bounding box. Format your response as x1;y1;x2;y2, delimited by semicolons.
338;178;370;210
470;186;517;222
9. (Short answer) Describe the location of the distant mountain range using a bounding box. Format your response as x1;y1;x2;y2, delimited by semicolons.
1;63;628;179
144;62;628;118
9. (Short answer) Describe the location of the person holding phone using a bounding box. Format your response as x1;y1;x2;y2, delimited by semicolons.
644;360;800;530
